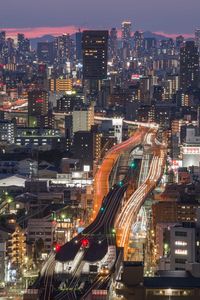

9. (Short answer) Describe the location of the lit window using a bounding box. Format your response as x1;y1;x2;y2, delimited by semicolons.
175;241;187;246
175;249;188;255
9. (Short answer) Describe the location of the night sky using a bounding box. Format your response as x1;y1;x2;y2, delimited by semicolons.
0;0;200;37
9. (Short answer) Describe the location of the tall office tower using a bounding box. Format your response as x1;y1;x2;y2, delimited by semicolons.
28;90;48;127
75;31;83;62
144;38;157;55
37;42;54;64
121;21;132;60
195;29;200;53
82;30;108;80
134;31;144;56
17;33;30;53
109;28;118;60
54;34;74;64
180;41;199;90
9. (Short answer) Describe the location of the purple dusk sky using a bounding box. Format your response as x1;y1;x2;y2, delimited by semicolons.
0;0;200;36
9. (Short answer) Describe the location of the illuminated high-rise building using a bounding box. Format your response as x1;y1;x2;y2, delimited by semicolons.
54;34;74;64
134;31;144;56
82;30;108;80
17;33;30;53
121;21;132;46
180;41;199;90
121;21;132;59
109;28;118;59
0;31;6;46
195;29;200;53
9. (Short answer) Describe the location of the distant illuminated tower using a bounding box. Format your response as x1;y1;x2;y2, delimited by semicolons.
121;21;132;60
109;28;118;60
121;21;132;46
134;31;144;56
195;29;200;53
180;41;199;90
17;33;30;53
54;34;74;64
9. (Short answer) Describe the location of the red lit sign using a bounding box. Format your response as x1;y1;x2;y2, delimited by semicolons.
36;99;44;103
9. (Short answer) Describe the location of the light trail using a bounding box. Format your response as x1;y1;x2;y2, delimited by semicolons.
115;134;167;251
93;127;148;218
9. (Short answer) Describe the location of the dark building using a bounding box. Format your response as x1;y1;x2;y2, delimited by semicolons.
144;38;157;54
82;30;108;80
0;31;6;51
57;94;83;112
109;28;118;59
176;35;184;49
65;115;73;152
73;130;101;169
28;90;48;127
75;31;83;62
180;41;199;90
37;42;54;64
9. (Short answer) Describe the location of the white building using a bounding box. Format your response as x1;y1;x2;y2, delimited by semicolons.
182;127;200;167
0;120;15;144
27;219;56;254
170;225;196;271
72;105;94;133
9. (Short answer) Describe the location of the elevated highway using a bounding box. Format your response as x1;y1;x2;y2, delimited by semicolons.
24;125;167;300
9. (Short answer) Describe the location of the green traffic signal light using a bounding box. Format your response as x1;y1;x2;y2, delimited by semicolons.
118;181;123;187
130;161;136;168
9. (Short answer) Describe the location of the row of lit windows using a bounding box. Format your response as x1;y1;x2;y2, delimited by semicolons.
175;249;188;255
175;241;187;246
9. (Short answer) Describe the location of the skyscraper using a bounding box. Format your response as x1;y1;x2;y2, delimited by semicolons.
109;28;118;60
180;41;199;90
17;33;30;53
195;29;200;53
37;42;54;64
75;31;83;62
134;31;144;56
121;21;132;60
82;30;108;80
0;31;6;46
54;34;74;64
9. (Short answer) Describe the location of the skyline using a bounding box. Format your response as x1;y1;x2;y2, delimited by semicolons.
0;25;196;39
0;0;200;38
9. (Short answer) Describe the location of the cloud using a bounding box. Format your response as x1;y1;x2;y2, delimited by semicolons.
0;26;83;38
